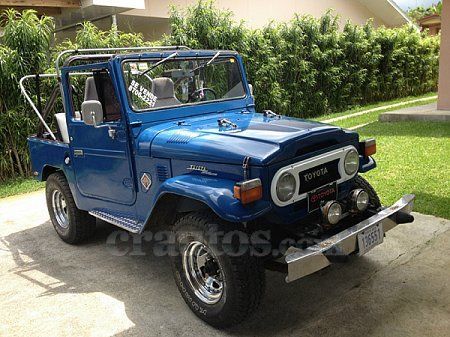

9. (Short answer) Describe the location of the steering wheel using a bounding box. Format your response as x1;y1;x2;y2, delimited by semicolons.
188;88;217;102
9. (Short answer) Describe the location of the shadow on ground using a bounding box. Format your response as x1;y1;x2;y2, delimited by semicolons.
2;220;417;337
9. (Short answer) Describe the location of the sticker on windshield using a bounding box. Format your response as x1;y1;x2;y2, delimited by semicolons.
128;80;157;107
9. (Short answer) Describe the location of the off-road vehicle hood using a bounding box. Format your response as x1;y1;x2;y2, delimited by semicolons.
141;112;358;166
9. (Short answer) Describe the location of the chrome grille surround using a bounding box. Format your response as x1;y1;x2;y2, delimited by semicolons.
270;145;359;207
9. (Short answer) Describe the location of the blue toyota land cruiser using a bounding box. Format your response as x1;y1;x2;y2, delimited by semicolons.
23;47;415;328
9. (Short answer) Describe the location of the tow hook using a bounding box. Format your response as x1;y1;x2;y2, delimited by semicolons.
390;211;415;224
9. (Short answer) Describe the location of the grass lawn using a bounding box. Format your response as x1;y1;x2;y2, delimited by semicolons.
319;93;449;219
0;178;44;199
358;122;450;219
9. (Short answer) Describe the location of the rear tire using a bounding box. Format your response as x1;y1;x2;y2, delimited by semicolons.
46;172;95;244
171;211;265;328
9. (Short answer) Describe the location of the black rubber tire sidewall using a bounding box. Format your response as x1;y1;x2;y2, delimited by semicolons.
45;172;95;244
170;212;265;328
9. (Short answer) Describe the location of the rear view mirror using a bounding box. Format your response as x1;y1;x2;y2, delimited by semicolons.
81;100;103;126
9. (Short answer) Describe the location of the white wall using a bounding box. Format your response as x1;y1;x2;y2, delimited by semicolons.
125;0;389;28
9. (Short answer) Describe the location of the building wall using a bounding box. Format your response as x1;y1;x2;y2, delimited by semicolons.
118;15;171;41
125;0;388;30
438;0;450;110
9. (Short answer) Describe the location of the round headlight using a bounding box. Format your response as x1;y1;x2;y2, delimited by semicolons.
351;189;369;212
344;149;359;175
276;172;296;202
322;201;342;225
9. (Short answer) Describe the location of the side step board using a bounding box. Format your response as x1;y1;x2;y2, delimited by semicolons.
89;209;143;233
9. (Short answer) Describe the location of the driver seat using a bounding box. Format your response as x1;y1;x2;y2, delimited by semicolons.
152;78;180;108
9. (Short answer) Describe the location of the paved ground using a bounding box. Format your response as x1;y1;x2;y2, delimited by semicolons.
379;102;450;122
1;190;449;337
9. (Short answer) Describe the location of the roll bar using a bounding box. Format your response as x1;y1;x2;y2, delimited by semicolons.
20;72;92;141
22;46;191;141
55;46;191;77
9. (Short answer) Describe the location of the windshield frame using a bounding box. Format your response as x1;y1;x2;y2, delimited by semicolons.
120;54;248;113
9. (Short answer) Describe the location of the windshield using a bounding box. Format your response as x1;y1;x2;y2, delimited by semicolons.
122;56;246;111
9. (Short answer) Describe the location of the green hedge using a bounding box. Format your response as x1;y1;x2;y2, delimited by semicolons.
164;1;440;117
0;1;440;181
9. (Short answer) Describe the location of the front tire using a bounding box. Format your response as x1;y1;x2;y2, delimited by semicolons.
353;175;382;209
46;172;95;244
171;211;265;328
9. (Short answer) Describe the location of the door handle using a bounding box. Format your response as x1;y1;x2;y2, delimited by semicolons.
108;128;116;139
74;149;84;157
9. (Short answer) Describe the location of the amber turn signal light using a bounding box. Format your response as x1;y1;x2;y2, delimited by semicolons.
362;138;376;157
234;178;263;205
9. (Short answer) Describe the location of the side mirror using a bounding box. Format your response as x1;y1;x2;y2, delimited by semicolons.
81;100;104;127
248;83;254;97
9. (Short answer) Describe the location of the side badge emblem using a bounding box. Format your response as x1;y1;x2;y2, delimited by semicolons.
140;173;152;191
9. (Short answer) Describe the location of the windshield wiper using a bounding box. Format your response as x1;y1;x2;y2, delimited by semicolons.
191;51;221;73
140;52;178;77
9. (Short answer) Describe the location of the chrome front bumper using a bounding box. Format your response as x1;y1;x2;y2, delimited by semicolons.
285;194;415;282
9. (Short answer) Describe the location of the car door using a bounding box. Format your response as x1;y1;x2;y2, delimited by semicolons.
66;64;136;205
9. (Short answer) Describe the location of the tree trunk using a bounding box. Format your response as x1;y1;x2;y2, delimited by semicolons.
8;149;15;178
11;146;24;177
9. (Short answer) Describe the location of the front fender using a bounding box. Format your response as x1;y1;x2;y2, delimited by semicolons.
155;175;272;223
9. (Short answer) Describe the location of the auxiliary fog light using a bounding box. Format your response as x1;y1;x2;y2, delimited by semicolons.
322;201;342;225
350;188;369;212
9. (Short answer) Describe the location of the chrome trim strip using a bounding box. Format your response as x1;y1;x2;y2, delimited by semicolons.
270;145;358;207
285;194;415;282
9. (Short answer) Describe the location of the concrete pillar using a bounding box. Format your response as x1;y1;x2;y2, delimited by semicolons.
438;0;450;110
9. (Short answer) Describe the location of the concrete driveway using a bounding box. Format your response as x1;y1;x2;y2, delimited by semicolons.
1;190;449;337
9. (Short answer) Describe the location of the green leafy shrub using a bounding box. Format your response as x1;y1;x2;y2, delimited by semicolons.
0;10;53;180
408;1;442;23
0;11;144;181
164;1;439;117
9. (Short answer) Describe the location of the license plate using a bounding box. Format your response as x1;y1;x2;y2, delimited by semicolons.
307;182;337;212
357;223;384;255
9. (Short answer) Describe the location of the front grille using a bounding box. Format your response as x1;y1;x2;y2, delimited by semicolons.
298;159;340;194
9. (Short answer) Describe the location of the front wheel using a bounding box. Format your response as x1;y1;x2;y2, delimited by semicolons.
46;172;95;244
352;175;382;210
170;211;265;328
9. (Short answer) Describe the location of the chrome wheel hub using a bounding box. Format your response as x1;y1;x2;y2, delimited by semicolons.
51;190;69;229
182;241;224;304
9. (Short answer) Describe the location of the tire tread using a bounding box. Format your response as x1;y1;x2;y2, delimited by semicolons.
172;211;265;328
46;172;95;244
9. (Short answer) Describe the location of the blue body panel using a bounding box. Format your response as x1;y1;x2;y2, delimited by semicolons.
27;50;376;229
28;137;69;181
156;175;272;222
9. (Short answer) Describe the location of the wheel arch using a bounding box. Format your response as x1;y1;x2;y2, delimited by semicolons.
42;165;62;181
143;175;272;230
143;193;210;230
